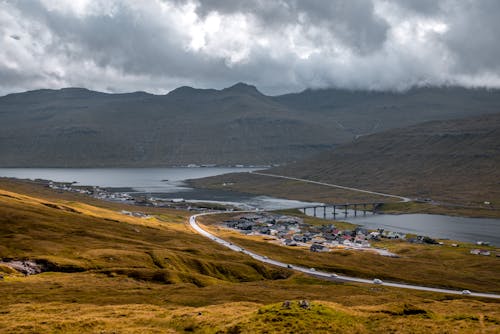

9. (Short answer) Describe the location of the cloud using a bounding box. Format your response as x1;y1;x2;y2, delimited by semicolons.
0;0;499;95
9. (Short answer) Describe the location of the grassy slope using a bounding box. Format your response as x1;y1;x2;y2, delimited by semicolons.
190;113;500;218
270;113;500;209
0;179;499;333
188;172;397;204
200;213;500;293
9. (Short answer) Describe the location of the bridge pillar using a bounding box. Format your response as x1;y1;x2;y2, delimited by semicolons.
323;206;326;218
344;205;348;217
354;204;357;216
333;205;336;218
363;203;367;215
313;207;317;217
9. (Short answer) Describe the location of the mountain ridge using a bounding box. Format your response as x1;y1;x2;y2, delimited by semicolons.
1;84;500;167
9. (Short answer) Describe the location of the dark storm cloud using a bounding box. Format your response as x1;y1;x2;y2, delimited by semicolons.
0;0;499;95
194;0;389;54
438;0;500;74
392;0;443;15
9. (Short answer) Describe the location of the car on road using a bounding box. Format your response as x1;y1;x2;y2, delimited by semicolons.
373;278;383;284
330;273;338;278
287;264;293;269
310;268;316;272
263;256;268;259
462;290;472;295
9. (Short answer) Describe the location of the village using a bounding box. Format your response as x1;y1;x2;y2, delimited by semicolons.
46;180;496;257
223;212;407;257
46;180;230;211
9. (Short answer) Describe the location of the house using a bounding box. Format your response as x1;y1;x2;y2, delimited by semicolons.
311;236;327;244
259;227;271;235
385;231;406;240
284;239;298;246
293;234;308;243
355;227;369;236
476;241;490;246
480;250;491;256
310;243;329;252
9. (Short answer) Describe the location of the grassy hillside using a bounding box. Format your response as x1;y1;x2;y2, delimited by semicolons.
270;112;500;209
199;212;500;293
0;179;499;332
191;113;500;215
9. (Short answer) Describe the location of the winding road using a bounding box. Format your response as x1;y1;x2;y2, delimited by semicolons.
190;212;500;300
250;171;411;202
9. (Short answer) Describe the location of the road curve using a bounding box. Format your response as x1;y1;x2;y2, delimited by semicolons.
190;211;500;300
250;171;411;202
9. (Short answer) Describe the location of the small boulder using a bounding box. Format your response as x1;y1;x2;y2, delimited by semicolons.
299;300;310;309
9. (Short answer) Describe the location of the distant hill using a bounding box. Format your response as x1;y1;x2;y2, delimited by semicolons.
270;112;500;207
275;86;500;136
1;84;500;167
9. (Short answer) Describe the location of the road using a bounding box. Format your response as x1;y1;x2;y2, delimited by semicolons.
250;171;411;202
189;212;500;300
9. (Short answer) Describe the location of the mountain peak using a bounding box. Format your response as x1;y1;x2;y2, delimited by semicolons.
167;86;218;98
223;82;261;95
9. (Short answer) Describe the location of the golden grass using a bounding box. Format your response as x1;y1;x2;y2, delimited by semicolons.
189;173;500;218
188;172;395;204
0;179;499;333
199;214;500;294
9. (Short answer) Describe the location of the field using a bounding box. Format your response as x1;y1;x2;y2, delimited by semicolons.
0;178;499;333
188;172;397;204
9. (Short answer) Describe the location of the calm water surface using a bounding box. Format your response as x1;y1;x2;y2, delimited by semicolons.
1;168;498;244
304;207;500;245
0;167;258;192
0;167;320;210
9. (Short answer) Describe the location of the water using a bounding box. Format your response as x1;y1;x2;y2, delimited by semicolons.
0;167;258;193
347;214;500;245
0;167;318;210
304;207;500;245
2;168;499;244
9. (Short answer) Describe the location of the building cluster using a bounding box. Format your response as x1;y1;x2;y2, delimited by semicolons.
469;249;491;256
224;213;402;256
46;181;226;211
48;181;133;202
119;210;152;219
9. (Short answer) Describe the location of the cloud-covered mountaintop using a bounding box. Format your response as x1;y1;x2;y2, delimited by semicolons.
1;0;500;95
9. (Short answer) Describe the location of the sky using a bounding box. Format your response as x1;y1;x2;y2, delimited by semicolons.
1;0;500;95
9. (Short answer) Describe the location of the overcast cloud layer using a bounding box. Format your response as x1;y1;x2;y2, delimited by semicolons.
1;0;500;95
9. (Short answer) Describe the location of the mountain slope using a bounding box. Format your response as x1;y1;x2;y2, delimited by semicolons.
0;84;347;167
270;112;500;207
273;86;500;136
1;84;500;167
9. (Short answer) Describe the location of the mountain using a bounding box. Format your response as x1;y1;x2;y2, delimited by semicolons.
274;86;500;137
1;84;500;167
270;112;500;207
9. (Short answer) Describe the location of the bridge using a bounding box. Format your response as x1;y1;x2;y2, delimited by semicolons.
296;202;384;219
